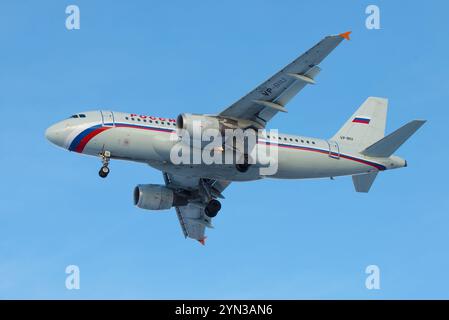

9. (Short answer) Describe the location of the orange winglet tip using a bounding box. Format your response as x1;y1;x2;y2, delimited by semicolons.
198;237;207;245
339;31;352;40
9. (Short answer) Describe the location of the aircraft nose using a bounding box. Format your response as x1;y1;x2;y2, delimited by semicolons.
45;123;67;148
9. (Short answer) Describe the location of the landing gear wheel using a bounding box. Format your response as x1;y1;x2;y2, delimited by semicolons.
236;163;250;173
99;166;109;178
98;150;111;178
236;154;251;173
205;199;221;218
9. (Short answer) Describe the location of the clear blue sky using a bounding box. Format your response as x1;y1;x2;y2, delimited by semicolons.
1;0;448;299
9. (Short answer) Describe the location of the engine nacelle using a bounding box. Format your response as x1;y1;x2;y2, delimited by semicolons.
133;184;187;210
177;113;223;137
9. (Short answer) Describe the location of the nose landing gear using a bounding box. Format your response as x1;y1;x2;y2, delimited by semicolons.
99;151;111;178
99;166;110;178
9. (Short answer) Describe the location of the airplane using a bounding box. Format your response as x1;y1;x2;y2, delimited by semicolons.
45;31;425;244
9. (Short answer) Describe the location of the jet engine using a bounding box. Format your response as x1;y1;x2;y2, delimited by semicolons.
176;113;224;137
133;184;188;210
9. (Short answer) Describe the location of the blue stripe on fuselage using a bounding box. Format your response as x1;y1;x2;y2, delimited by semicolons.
68;124;103;151
68;123;386;171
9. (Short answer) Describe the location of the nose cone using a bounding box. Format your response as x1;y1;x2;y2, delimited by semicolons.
45;123;67;148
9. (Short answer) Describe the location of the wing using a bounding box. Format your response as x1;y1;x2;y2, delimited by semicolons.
219;32;351;127
163;172;231;244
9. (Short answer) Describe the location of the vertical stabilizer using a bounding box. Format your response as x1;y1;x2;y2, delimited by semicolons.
332;97;388;151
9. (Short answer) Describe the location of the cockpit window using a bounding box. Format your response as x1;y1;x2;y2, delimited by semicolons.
69;114;86;119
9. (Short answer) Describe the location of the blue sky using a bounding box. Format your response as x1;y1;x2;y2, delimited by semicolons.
1;0;448;299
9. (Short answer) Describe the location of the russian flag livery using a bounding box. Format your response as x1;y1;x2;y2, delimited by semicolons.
352;117;371;124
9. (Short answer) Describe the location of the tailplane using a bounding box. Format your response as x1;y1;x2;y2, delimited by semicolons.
332;97;388;151
351;119;426;193
361;120;426;158
341;98;426;193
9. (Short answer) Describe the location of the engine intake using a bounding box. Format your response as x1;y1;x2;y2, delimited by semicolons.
177;113;223;137
134;184;187;210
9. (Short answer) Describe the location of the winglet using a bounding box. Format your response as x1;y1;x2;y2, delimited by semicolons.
339;31;352;40
198;237;207;245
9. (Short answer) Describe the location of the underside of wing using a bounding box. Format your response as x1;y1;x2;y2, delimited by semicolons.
163;173;230;244
219;32;351;127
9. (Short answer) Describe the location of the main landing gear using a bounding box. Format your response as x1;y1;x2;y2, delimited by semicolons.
98;151;111;178
205;199;221;218
236;154;251;173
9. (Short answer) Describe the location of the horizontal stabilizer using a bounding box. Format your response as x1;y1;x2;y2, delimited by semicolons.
352;172;378;193
362;120;426;158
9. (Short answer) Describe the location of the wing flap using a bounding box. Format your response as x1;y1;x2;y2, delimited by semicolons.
164;173;231;243
175;204;207;241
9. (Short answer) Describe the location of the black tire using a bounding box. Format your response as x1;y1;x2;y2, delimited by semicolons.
205;199;221;218
236;163;250;173
236;154;251;173
99;166;109;178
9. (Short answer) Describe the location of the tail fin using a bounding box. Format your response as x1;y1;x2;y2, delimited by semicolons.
332;97;388;151
361;120;426;158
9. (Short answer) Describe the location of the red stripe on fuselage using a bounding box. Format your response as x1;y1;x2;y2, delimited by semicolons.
257;141;385;171
73;124;176;153
75;127;111;153
72;124;385;171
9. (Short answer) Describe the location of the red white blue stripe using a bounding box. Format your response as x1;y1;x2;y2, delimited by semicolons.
69;123;386;171
257;140;386;171
69;122;175;152
352;117;371;124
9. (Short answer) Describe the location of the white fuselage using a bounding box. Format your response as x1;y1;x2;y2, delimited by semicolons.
45;110;405;181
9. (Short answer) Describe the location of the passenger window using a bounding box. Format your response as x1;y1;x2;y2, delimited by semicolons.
137;118;141;121
131;118;135;121
306;140;310;144
312;141;315;144
125;117;129;120
155;121;159;124
301;140;304;143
